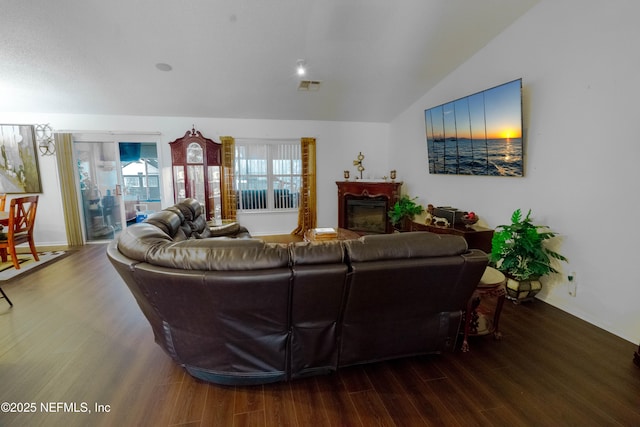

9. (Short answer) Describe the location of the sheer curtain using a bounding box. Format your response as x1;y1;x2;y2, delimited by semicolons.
292;137;316;236
220;136;236;221
54;133;84;246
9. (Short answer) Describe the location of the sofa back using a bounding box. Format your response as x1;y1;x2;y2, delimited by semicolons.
340;232;488;366
289;241;348;379
143;198;249;241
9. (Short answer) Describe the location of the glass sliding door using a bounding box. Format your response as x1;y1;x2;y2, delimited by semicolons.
119;142;160;226
73;135;162;242
75;141;122;241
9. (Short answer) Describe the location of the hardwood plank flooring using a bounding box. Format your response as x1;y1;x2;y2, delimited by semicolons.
1;243;639;426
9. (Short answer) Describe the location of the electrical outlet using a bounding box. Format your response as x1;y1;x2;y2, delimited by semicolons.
568;272;577;297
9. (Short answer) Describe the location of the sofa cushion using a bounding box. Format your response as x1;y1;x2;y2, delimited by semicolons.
144;210;183;237
178;198;201;221
185;214;209;236
344;231;468;262
164;206;186;223
117;223;173;260
117;223;288;270
289;241;345;265
208;222;241;237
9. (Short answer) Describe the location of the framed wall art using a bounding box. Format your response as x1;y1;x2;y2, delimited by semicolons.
425;79;524;176
0;124;42;193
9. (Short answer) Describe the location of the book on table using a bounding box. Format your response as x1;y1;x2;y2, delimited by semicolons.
312;227;338;240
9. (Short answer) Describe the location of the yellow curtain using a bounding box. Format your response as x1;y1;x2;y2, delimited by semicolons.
54;133;84;246
220;136;237;221
292;137;317;236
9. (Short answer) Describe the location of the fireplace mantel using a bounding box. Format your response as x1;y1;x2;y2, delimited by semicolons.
336;181;403;234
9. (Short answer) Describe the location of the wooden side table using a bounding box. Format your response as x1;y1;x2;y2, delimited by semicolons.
461;266;506;352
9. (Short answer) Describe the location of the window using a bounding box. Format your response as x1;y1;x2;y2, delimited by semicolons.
123;176;140;188
235;140;301;211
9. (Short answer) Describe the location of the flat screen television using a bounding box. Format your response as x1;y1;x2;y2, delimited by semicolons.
424;78;523;176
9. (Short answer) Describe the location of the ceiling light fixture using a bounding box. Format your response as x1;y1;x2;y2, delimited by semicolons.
296;59;306;76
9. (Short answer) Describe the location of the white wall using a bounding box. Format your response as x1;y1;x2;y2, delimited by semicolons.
389;0;640;344
0;112;389;239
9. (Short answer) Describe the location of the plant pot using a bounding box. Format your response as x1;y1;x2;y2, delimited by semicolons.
400;217;414;232
392;217;413;232
505;276;541;303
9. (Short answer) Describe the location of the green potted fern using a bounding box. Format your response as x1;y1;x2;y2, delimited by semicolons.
490;209;567;302
388;196;424;232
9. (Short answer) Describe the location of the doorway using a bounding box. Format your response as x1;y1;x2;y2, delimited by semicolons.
73;135;161;242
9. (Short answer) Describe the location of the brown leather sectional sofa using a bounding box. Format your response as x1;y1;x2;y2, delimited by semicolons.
107;199;488;385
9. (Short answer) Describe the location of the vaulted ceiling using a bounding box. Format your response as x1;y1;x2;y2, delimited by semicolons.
0;0;538;123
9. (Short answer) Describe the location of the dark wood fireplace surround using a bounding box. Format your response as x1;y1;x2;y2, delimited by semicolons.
337;181;402;235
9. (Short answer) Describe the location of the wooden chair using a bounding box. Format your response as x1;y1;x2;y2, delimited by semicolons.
0;196;39;270
0;193;6;211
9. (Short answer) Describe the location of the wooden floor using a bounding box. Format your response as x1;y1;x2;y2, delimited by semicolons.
1;243;639;426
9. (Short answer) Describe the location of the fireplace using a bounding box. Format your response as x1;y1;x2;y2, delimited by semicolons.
346;197;387;234
336;181;403;234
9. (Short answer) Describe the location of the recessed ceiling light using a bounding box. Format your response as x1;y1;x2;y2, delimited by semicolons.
296;59;306;76
155;63;173;72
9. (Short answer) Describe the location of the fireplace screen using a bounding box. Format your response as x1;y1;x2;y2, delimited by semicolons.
346;197;387;234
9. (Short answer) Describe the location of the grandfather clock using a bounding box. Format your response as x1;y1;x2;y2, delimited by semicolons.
169;127;222;221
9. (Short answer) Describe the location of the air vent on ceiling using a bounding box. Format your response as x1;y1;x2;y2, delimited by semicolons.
298;80;322;91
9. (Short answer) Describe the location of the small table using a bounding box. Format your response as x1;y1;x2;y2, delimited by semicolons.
461;266;506;352
304;227;360;242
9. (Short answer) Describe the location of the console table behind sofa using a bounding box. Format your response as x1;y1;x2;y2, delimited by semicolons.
410;221;494;253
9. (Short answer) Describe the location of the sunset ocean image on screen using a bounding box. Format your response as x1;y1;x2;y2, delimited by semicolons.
425;79;523;176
